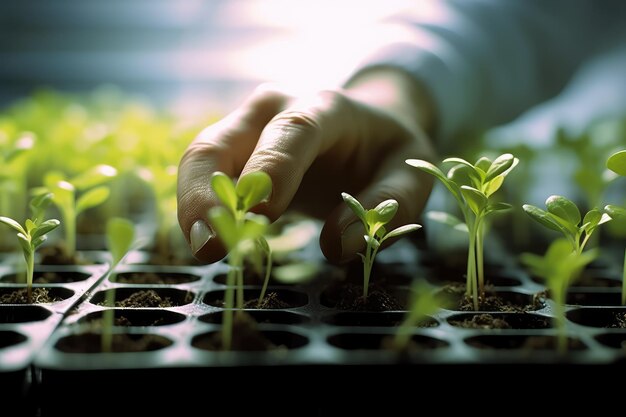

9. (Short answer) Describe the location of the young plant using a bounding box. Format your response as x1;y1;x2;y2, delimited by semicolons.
605;150;626;304
521;238;596;353
392;281;446;351
208;171;272;350
406;153;518;310
0;193;60;302
342;192;421;298
523;195;612;255
101;217;137;352
34;164;117;259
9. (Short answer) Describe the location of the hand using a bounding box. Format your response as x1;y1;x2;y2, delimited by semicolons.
177;68;437;264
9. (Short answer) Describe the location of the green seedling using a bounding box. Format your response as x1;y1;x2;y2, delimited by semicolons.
208;171;272;350
605;150;626;305
34;164;117;259
521;238;596;353
342;193;421;298
406;153;518;310
101;217;138;352
0;130;34;222
392;281;446;351
0;193;60;302
523;195;612;255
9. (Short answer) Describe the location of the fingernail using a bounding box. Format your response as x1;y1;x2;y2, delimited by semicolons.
190;220;212;254
340;222;365;261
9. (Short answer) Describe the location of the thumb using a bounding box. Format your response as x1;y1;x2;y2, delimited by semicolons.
319;148;433;264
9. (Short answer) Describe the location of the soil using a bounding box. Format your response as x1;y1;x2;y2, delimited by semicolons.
39;244;89;265
440;284;543;312
193;312;277;352
112;290;175;308
449;313;512;329
325;283;403;312
55;333;171;353
244;292;291;309
0;287;61;304
611;312;626;329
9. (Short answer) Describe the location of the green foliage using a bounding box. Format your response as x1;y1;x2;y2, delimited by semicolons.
208;171;273;350
521;238;597;353
34;165;117;257
523;195;611;254
0;193;60;302
406;153;518;310
342;192;421;298
605;149;626;305
392;281;447;351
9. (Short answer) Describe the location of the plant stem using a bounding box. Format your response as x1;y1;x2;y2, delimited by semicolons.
24;249;34;303
258;249;272;305
363;233;378;299
393;306;421;350
236;264;244;310
553;285;567;355
467;221;479;310
476;220;485;297
63;205;76;258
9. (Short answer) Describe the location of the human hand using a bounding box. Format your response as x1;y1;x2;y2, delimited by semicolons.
177;69;436;264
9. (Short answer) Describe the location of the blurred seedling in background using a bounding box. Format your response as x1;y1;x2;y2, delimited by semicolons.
604;150;626;305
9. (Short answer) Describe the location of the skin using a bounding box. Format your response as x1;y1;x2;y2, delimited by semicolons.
177;67;437;264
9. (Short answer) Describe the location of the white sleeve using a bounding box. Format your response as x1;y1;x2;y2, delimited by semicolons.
351;0;626;142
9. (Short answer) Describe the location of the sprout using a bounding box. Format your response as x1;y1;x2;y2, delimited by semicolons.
0;193;60;302
342;192;421;298
605;150;626;305
406;153;518;310
208;171;272;350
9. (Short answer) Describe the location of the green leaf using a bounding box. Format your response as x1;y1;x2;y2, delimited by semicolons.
426;211;468;233
17;233;31;253
106;217;135;265
522;204;570;234
382;224;422;241
448;164;480;188
545;195;581;226
341;192;367;223
582;209;611;232
272;262;319;284
485;153;515;182
406;159;462;201
607;150;626;176
208;206;239;250
0;216;26;234
605;205;626;218
29;192;54;212
31;235;47;250
485;202;512;215
211;172;238;215
372;199;398;224
460;186;487;215
483;174;504;197
442;157;474;169
76;186;110;215
72;165;118;190
236;171;272;212
474;157;492;174
241;213;269;241
31;219;60;240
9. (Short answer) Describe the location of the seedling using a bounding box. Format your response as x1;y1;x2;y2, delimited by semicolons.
342;192;421;298
0;193;60;302
34;164;117;259
406;153;518;310
101;217;137;352
521;238;596;353
605;150;626;304
208;171;272;350
523;195;612;255
0;131;34;222
392;281;446;351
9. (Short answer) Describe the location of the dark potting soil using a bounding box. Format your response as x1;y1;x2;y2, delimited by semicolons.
440;285;542;312
194;313;276;351
611;312;626;329
325;283;403;312
113;290;176;308
449;313;512;329
244;292;291;309
0;287;61;304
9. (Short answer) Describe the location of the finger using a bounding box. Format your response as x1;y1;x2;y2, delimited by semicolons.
177;86;288;263
320;134;434;264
